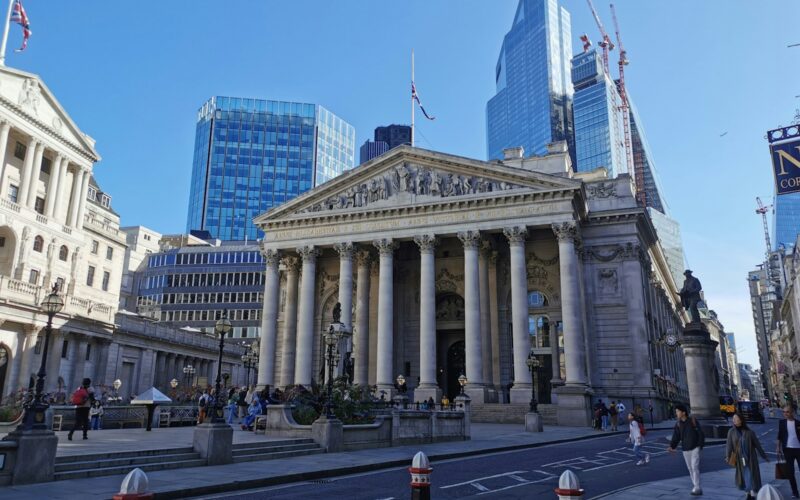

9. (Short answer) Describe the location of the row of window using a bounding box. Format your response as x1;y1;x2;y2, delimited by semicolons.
142;271;264;290
137;291;263;307
147;251;264;268
158;308;261;323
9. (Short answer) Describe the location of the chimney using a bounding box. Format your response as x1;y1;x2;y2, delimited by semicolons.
546;141;568;154
502;146;524;161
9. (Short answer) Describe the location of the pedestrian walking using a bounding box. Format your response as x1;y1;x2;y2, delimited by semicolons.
89;400;104;430
593;400;603;430
727;412;769;500
777;404;800;499
197;389;210;424
610;400;619;431
667;403;706;496
628;412;650;465
68;378;95;441
600;401;610;431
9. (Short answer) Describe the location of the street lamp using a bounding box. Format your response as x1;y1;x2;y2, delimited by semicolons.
458;374;467;396
22;284;64;430
211;311;232;423
241;341;259;388
113;379;122;403
526;351;541;413
321;305;351;419
183;364;195;389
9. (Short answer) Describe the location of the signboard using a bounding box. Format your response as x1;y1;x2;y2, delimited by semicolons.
771;137;800;195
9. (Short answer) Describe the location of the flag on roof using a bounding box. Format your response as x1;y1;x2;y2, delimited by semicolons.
10;0;31;52
411;82;435;121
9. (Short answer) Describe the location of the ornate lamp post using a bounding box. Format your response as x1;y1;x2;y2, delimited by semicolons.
170;378;178;399
241;341;259;388
22;284;64;430
321;305;351;419
458;374;467;396
526;351;541;413
211;311;232;423
112;379;122;403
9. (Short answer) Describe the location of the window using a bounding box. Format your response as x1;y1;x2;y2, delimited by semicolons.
28;268;39;285
61;340;69;359
86;265;95;286
34;336;42;355
59;245;68;261
56;277;64;291
34;197;44;215
101;195;110;208
87;186;97;201
91;240;99;254
527;291;548;308
32;235;44;252
7;184;17;203
102;271;110;291
144;234;151;241
85;344;92;361
106;246;114;260
13;141;25;160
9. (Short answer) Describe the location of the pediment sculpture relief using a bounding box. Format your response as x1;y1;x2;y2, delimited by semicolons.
303;163;525;213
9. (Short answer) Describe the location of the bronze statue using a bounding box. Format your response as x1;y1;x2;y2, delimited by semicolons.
332;302;342;323
679;270;702;323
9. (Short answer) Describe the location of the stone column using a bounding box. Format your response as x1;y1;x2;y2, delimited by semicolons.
552;221;592;427
17;327;41;393
550;324;562;384
53;157;69;223
17;137;37;207
373;238;398;395
155;351;166;389
5;328;25;396
504;227;532;403
458;231;486;403
165;353;176;388
279;256;300;387
479;240;495;394
0;121;11;193
681;324;726;427
25;142;45;208
257;248;280;389
140;349;156;390
62;335;80;391
334;242;354;375
353;250;371;386
44;153;63;217
294;245;319;387
76;168;91;229
73;337;91;390
67;167;84;227
92;340;108;386
45;331;65;393
413;235;440;402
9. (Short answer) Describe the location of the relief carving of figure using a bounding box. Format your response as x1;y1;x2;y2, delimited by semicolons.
378;176;389;200
443;174;456;196
415;169;427;195
369;179;379;203
429;170;442;196
19;79;41;116
396;165;410;192
355;184;365;207
463;176;474;194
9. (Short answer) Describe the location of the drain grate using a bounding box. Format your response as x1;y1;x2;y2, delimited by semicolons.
308;479;336;484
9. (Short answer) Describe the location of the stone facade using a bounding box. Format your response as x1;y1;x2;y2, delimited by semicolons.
253;145;689;426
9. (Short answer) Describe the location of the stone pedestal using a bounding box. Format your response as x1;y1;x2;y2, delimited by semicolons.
554;384;593;427
464;385;489;404
680;322;729;437
509;385;533;404
393;394;409;409
454;394;471;439
311;415;343;452
192;422;233;466
7;428;58;484
525;412;543;432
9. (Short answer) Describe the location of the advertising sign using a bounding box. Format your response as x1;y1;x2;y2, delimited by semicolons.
771;138;800;195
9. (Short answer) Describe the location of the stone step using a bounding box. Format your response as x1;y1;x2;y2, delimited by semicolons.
232;447;324;464
55;446;196;464
231;442;320;457
53;458;208;481
55;452;202;473
471;404;557;424
231;438;315;451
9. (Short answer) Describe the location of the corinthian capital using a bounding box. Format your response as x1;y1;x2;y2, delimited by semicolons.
457;231;481;249
355;249;372;267
297;245;321;262
413;234;438;254
503;226;528;245
373;238;398;256
261;248;281;267
552;221;579;242
333;242;355;260
281;255;300;273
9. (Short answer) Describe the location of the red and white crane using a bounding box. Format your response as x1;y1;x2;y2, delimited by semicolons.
586;0;614;75
756;197;776;285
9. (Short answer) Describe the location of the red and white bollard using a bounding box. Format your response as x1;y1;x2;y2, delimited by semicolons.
409;451;432;500
112;468;153;500
554;470;584;500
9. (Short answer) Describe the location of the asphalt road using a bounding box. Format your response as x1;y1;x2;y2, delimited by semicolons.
199;420;779;500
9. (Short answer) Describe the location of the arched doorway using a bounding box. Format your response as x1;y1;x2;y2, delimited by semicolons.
445;341;465;400
0;226;17;276
0;345;9;400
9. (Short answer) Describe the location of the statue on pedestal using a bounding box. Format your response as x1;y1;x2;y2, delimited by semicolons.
679;270;703;323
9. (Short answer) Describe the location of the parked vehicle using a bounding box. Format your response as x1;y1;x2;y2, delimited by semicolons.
737;401;765;423
719;396;736;416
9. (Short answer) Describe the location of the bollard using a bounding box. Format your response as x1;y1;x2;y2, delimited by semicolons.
409;451;432;500
554;470;584;500
756;484;785;500
112;468;154;500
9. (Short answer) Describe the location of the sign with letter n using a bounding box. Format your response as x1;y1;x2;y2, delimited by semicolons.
771;138;800;195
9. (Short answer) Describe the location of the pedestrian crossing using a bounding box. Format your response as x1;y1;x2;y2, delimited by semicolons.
541;443;668;472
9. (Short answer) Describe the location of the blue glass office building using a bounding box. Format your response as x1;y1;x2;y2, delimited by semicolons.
773;192;800;250
186;97;355;241
486;0;574;162
571;50;625;177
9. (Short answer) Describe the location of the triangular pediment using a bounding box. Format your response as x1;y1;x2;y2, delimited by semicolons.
0;67;99;161
255;146;581;224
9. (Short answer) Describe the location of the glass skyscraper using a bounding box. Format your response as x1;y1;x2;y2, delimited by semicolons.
186;97;355;241
486;0;574;162
571;50;625;177
773;192;800;250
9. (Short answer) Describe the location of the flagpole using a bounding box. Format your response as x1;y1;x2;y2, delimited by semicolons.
411;48;415;148
0;0;14;66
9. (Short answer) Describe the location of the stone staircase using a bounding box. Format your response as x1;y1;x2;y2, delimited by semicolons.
54;438;323;481
471;403;557;425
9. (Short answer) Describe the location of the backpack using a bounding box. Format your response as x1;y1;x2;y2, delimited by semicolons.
71;387;89;406
636;415;647;436
199;396;207;408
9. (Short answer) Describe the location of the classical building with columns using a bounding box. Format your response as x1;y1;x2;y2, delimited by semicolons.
253;144;690;426
0;67;245;401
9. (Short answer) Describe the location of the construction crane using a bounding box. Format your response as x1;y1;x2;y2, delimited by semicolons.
609;3;642;206
586;0;615;75
756;197;777;287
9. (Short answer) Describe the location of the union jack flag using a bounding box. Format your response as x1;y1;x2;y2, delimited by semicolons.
10;0;31;52
411;82;435;121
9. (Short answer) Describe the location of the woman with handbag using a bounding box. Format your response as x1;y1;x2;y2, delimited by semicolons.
726;412;769;500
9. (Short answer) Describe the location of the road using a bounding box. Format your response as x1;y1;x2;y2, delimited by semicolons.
198;420;779;500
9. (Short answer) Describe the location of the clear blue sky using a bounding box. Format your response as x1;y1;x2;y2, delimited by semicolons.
9;1;798;366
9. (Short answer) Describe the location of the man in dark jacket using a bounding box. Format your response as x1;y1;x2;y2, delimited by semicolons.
777;404;800;498
668;404;705;496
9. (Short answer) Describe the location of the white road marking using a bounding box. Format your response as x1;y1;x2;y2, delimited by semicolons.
471;482;490;492
583;459;633;471
475;474;558;496
440;470;528;489
508;474;528;482
541;457;585;467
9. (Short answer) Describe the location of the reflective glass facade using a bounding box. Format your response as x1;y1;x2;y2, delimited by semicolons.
629;98;667;214
571;50;625;177
486;0;574;162
649;208;686;288
773;192;800;250
186;97;355;241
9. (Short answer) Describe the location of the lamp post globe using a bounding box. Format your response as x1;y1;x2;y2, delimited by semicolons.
526;351;540;413
321;305;351;419
23;284;64;430
210;311;231;422
458;374;468;396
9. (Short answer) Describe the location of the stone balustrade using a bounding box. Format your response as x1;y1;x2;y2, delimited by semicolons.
0;276;115;323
